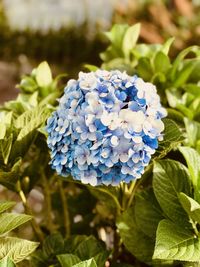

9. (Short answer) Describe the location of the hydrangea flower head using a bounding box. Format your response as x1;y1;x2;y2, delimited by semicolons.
46;70;167;186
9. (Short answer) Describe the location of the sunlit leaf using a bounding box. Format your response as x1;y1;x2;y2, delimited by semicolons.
0;237;39;263
153;219;200;261
35;61;52;87
0;213;32;235
153;160;191;226
122;23;140;58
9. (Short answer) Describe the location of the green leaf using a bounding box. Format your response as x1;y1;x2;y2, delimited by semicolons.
153;219;200;261
162;119;183;143
0;201;15;214
43;233;64;258
104;24;128;51
170;46;200;81
0;159;22;191
111;264;134;267
173;61;197;88
151;72;166;84
19;76;38;93
166;108;184;123
0;257;15;267
154;51;170;73
0;213;32;235
122;23;140;58
137;57;153;81
183;84;200;97
166;89;179;109
28;91;38;107
15;105;50;141
57;254;81;267
190;97;200;120
155;118;183;159
35;61;52;87
184;118;200;150
117;206;154;263
64;236;88;254
93;251;109;267
101;58;132;73
83;65;98;72
179;147;200;201
0;112;12;125
73;259;97;267
0;124;6;140
135;188;164;238
0;237;39;263
0;134;13;165
161;37;175;55
189;61;200;83
183;263;200;267
179;192;200;224
153;160;191;226
100;47;119;63
29;250;47;266
75;236;105;261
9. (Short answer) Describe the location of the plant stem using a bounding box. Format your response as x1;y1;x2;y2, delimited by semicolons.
191;220;199;237
41;171;54;233
96;187;122;215
112;229;121;262
18;186;44;242
58;180;70;237
127;179;141;209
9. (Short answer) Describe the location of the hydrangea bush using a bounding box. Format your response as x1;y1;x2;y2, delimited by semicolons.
47;71;166;186
0;24;200;267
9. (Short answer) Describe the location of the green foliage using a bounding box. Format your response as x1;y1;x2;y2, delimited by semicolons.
72;259;97;267
31;234;108;267
179;193;200;224
0;257;15;267
0;61;64;193
184;118;200;153
1;23;200;267
153;160;191;226
57;254;80;267
117;205;155;264
0;213;32;235
179;147;200;201
153;219;200;262
35;62;53;88
0;237;38;264
0;201;38;265
117;156;200;265
134;188;164;239
154;118;183;159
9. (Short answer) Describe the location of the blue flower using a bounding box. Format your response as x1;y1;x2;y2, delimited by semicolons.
46;70;167;186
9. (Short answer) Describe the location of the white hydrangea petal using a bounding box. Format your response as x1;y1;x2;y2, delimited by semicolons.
111;136;119;146
120;153;129;163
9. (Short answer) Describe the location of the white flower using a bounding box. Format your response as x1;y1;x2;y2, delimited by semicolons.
96;70;111;80
110;136;119;147
101;111;121;130
79;72;97;90
135;78;157;104
143;117;165;138
81;170;98;186
119;109;145;132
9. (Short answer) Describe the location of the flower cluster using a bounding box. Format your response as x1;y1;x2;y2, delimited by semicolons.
46;70;167;186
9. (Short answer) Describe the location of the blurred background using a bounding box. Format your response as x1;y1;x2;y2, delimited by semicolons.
0;0;200;103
